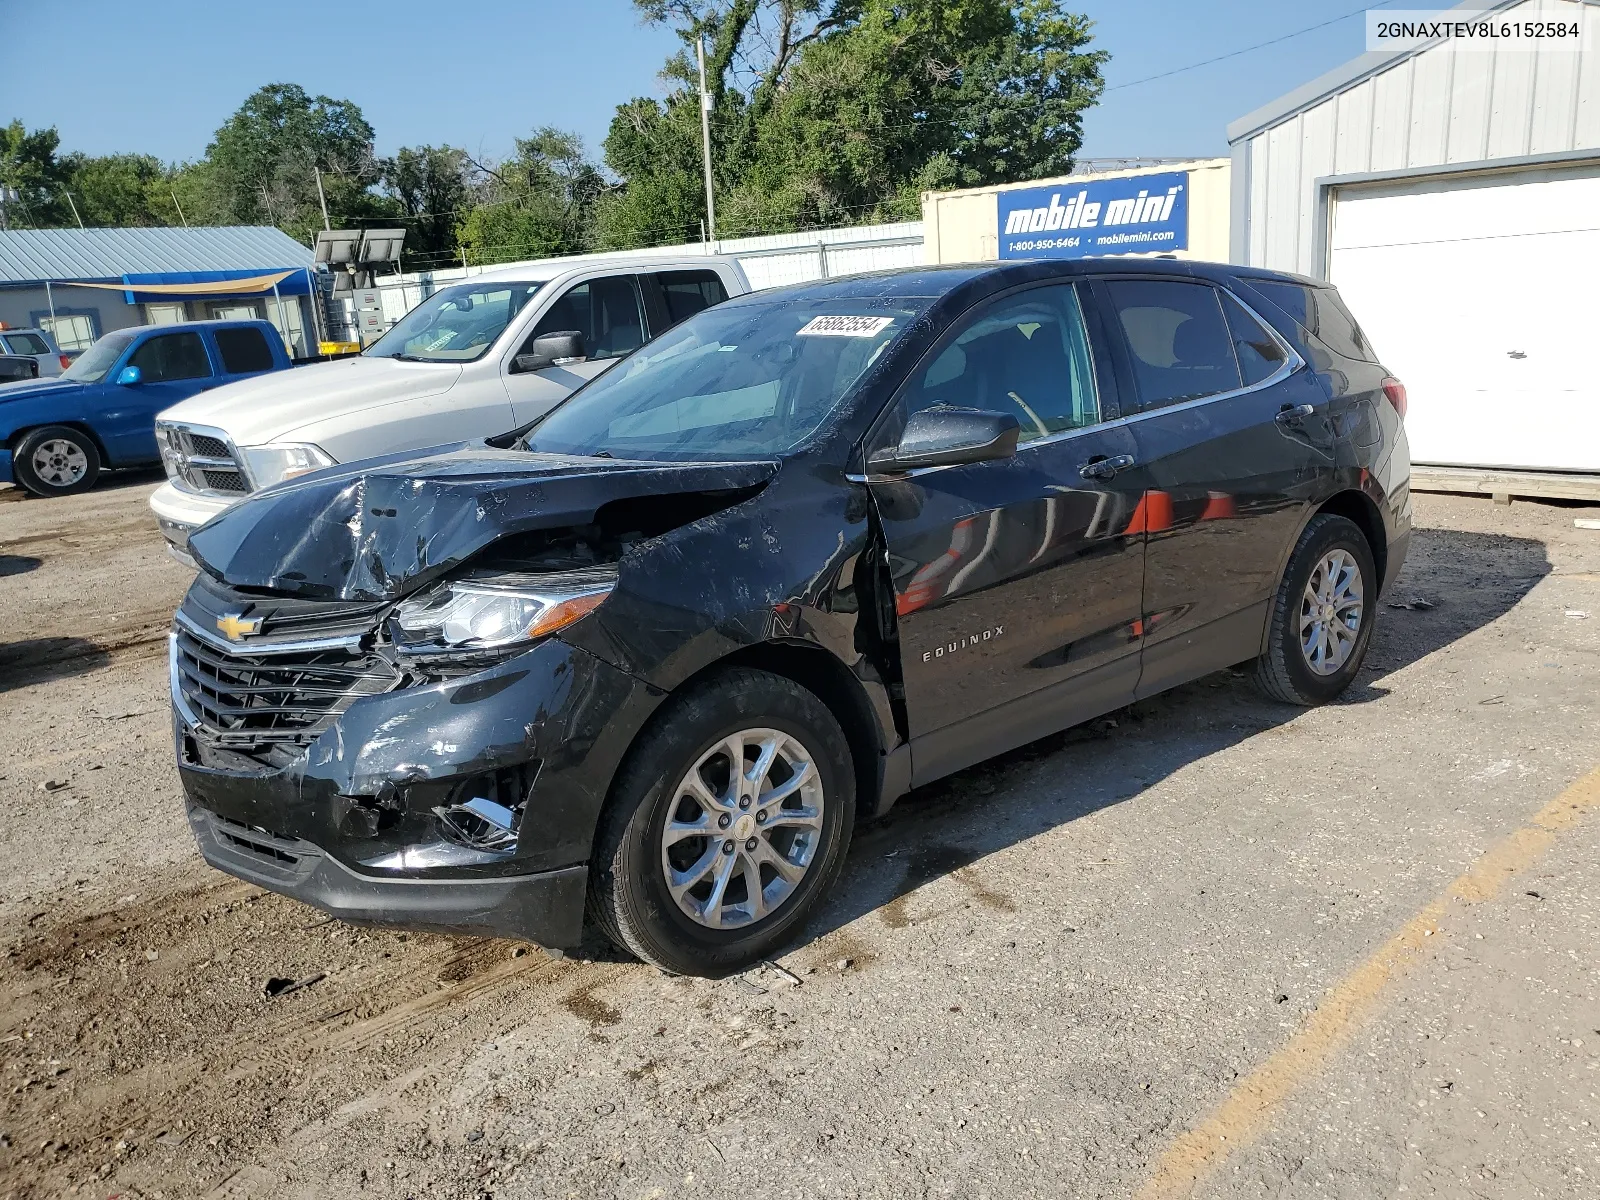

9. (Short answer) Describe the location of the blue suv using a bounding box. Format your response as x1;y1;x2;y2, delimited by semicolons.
0;319;292;497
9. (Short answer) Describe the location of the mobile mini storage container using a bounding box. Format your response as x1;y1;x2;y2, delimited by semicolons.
1227;0;1600;479
920;159;1231;265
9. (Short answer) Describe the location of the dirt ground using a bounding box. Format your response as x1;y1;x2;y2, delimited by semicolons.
2;472;1598;1200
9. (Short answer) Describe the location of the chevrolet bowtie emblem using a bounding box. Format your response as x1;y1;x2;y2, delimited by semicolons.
216;613;263;641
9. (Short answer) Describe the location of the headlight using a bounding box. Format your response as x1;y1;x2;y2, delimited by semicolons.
155;425;184;482
238;443;337;488
390;571;615;656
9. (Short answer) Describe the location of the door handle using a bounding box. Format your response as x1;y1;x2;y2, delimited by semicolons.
1079;453;1135;480
1276;403;1316;425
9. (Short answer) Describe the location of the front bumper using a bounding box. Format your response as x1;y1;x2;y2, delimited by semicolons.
173;634;661;951
150;480;237;562
188;803;588;944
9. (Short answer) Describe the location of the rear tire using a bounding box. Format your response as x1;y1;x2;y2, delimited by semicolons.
588;668;855;977
1252;513;1377;706
13;425;102;497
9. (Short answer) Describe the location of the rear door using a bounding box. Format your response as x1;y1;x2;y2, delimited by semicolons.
96;330;218;465
866;282;1146;785
210;325;280;386
1095;275;1325;697
504;273;650;424
642;269;731;335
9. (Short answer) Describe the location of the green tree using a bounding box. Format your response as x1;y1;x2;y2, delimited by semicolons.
381;145;474;268
205;83;394;241
603;0;1106;241
57;152;167;226
0;120;70;227
454;129;604;266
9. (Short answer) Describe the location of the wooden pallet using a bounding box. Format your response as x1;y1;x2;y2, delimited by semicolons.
1410;465;1600;506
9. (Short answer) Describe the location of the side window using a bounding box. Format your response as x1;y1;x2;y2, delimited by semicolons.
4;333;50;355
1104;279;1241;410
901;284;1099;445
127;332;212;382
528;275;647;361
213;327;275;374
655;270;729;327
1220;292;1287;387
1250;280;1377;363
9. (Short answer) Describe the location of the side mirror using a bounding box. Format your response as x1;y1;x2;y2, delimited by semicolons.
115;365;143;386
870;407;1021;473
511;331;586;374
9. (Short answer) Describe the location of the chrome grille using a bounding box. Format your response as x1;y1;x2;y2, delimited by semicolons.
158;422;252;497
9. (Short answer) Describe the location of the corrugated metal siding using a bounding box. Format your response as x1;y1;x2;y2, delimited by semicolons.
0;226;314;283
1235;0;1600;275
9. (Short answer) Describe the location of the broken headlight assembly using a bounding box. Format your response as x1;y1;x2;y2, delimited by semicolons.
388;569;615;660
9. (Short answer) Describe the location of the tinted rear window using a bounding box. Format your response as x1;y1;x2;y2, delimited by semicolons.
1105;279;1242;410
656;270;729;327
4;332;50;355
215;326;276;374
1249;280;1377;363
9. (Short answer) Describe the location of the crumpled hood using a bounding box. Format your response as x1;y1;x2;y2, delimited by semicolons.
156;356;462;446
0;378;80;403
187;444;780;601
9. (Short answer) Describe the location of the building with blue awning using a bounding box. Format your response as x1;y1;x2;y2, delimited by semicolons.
0;226;319;357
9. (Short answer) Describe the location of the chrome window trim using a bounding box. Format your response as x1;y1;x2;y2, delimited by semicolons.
848;279;1307;485
174;609;366;657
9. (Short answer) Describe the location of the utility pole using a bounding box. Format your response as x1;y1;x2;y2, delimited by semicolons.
0;185;18;231
696;34;717;248
62;189;84;229
314;166;331;231
170;188;189;227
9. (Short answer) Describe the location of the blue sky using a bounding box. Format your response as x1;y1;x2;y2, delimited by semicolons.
2;1;1395;167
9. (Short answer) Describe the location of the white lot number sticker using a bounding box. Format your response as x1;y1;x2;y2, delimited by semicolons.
797;314;895;338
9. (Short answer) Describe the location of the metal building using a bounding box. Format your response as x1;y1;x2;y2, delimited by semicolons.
1228;0;1600;475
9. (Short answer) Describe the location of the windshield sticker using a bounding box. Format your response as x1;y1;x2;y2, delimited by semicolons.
797;315;895;338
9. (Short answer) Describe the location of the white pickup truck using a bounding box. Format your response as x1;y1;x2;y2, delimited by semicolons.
150;254;750;561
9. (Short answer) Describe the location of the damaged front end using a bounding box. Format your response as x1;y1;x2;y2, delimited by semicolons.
171;449;777;950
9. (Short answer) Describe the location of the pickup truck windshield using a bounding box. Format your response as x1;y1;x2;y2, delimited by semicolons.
527;297;928;462
364;281;545;363
60;330;136;383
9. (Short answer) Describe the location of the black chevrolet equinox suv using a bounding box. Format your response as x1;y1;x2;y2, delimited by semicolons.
170;259;1411;976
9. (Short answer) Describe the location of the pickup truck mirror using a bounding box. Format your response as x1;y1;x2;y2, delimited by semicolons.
115;365;143;386
512;331;586;374
869;407;1020;473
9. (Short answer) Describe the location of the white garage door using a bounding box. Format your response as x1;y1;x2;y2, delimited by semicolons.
1328;167;1600;472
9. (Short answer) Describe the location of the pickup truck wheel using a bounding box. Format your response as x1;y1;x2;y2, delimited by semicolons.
13;426;102;497
1252;513;1377;705
589;668;855;977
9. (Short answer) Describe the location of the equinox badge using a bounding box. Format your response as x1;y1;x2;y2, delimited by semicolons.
216;613;262;641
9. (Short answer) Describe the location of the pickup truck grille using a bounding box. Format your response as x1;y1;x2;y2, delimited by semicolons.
157;422;252;497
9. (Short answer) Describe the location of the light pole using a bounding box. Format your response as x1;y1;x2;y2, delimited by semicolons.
696;35;717;248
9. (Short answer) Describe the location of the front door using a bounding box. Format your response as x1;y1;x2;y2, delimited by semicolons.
505;274;650;425
1094;276;1328;697
97;330;218;464
866;282;1146;785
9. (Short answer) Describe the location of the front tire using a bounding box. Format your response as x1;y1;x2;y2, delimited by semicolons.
13;425;102;497
1252;513;1377;706
589;668;856;976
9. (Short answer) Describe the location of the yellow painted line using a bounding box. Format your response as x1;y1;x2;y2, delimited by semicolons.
1135;765;1600;1200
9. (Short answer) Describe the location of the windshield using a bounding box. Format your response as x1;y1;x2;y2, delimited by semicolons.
364;280;545;363
527;296;928;462
60;330;136;383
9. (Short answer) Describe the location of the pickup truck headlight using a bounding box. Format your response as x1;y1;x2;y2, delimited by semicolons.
390;571;615;656
239;443;336;488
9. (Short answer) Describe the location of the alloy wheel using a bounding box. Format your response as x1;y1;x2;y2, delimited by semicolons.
31;438;89;488
660;727;825;929
1299;549;1364;675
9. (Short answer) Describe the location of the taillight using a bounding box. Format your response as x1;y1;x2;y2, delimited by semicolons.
1381;376;1407;420
58;355;72;370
